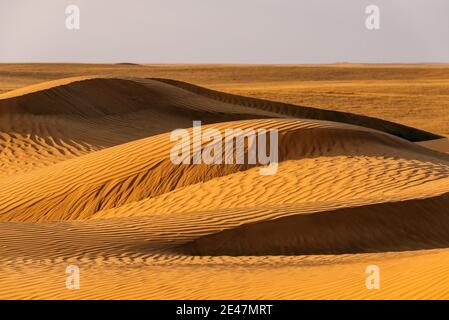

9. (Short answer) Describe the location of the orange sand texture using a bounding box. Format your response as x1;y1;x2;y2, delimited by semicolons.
0;64;449;299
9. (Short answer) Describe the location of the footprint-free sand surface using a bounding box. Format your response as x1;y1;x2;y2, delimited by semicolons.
1;64;449;299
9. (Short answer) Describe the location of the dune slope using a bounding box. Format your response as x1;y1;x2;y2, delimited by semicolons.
0;118;447;222
0;76;442;176
0;77;280;175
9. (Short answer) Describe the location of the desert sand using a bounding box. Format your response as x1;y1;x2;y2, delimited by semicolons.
1;64;449;299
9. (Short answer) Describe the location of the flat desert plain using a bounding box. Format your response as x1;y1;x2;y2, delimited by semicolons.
0;64;449;299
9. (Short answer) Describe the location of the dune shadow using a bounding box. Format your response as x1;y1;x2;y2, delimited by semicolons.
175;192;449;256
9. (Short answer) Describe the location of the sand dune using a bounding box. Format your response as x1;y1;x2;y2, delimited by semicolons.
1;71;449;299
0;76;441;176
153;78;442;142
0;77;280;175
1;117;447;222
182;192;449;256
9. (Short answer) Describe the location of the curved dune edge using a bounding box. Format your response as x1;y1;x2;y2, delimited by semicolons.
0;77;280;176
0;118;447;222
0;76;441;141
151;78;443;142
2;196;449;261
0;76;97;99
179;191;449;256
0;76;279;118
94;153;449;221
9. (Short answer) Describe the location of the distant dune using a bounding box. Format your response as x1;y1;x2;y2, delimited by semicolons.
1;68;449;299
115;62;140;66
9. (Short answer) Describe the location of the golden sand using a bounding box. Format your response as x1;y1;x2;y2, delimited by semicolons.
1;65;449;299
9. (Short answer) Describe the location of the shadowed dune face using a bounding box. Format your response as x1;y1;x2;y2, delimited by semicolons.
1;70;449;299
181;193;449;256
0;76;440;140
152;78;443;142
0;77;275;118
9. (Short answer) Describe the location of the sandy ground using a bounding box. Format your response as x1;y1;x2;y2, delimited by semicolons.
0;64;449;299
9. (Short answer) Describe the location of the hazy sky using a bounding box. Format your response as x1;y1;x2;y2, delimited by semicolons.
1;0;448;63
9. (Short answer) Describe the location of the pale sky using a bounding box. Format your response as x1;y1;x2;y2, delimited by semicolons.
1;0;448;63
